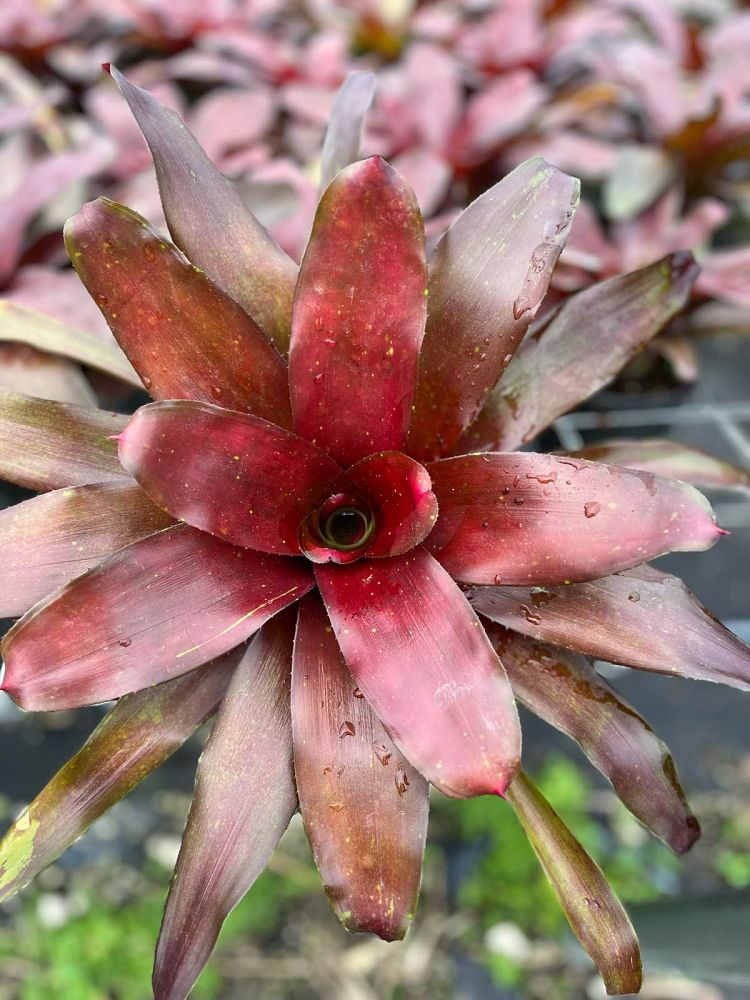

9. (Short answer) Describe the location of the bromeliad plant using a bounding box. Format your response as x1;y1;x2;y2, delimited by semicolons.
1;68;750;1000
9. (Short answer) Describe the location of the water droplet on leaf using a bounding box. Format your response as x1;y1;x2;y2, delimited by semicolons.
339;721;355;738
372;741;392;765
584;501;601;518
395;768;410;796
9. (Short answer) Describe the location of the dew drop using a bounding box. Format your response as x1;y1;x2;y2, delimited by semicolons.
142;376;153;390
584;501;601;519
526;471;557;484
313;372;324;385
395;768;410;796
353;687;365;699
324;338;337;347
493;574;503;585
210;385;223;399
628;591;641;602
339;721;355;738
313;315;324;331
96;293;108;306
372;741;392;765
583;897;602;910
118;637;132;648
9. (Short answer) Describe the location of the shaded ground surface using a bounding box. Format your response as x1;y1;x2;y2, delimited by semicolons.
0;333;748;998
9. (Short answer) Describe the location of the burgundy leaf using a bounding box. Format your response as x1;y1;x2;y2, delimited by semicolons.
343;451;438;558
408;158;579;462
119;401;340;554
507;771;643;996
289;157;427;467
0;390;128;492
566;439;750;495
319;72;376;192
1;524;313;710
459;253;698;452
0;654;239;902
426;453;721;585
108;66;297;351
65;198;292;426
0;301;140;388
469;565;750;691
315;548;521;798
485;623;699;853
292;593;428;939
0;482;173;617
153;614;297;1000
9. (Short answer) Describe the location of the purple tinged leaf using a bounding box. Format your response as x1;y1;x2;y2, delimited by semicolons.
1;524;314;711
0;390;128;492
292;594;428;939
427;453;722;585
507;771;643;996
469;565;750;691
485;623;699;853
408;158;580;462
0;137;113;287
0;343;96;407
107;66;297;351
65;198;292;426
565;439;750;495
319;72;376;193
119;401;341;555
450;71;547;167
0;654;239;903
459;253;699;452
153;614;297;1000
651;333;699;385
315;548;521;798
0;482;173;617
0;301;140;388
289;157;427;467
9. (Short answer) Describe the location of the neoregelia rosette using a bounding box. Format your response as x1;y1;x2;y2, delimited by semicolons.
0;68;749;1000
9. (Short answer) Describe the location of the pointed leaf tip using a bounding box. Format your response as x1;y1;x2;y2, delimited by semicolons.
293;594;428;940
508;771;643;995
460;253;699;453
409;158;579;461
107;65;296;350
153;614;297;1000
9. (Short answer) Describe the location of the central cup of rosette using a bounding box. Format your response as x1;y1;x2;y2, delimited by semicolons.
299;451;439;564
